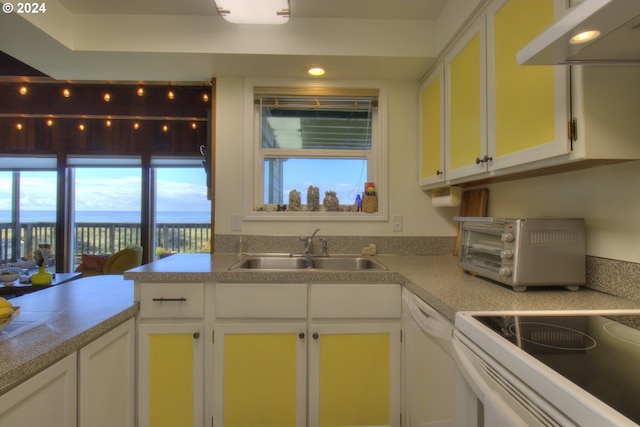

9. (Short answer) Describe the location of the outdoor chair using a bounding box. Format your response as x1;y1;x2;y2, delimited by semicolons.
75;245;143;276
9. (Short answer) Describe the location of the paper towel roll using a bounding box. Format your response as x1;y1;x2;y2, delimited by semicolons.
431;186;462;207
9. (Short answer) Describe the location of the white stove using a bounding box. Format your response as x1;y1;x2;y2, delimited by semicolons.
453;310;640;427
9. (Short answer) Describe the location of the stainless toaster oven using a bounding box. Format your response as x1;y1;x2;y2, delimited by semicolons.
455;217;585;291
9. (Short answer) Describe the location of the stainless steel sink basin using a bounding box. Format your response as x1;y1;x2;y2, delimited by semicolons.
229;254;387;271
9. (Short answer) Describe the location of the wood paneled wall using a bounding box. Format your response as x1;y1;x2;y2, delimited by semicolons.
0;82;212;156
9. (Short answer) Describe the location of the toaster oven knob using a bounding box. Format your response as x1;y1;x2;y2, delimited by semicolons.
499;267;512;277
500;249;513;259
501;232;514;243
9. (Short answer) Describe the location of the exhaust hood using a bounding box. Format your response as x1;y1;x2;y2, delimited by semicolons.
517;0;640;65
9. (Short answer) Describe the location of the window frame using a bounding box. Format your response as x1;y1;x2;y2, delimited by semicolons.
242;78;388;221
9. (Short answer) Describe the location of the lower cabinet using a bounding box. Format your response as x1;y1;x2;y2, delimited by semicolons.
308;323;400;427
212;283;401;427
138;323;204;427
137;282;205;427
0;353;77;427
0;318;135;427
79;318;136;427
213;322;307;427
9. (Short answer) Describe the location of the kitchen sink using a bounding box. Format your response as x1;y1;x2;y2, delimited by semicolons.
228;254;387;271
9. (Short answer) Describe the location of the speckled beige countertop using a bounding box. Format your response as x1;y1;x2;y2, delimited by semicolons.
0;276;137;395
125;253;640;322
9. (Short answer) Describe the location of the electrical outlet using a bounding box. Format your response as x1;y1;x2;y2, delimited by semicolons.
392;214;403;232
231;214;242;232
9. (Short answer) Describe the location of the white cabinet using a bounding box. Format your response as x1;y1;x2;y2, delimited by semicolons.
137;282;205;427
0;353;77;427
79;318;135;427
212;282;401;427
417;0;640;190
309;284;401;427
418;64;446;186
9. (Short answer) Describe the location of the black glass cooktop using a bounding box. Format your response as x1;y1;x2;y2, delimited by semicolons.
474;314;640;424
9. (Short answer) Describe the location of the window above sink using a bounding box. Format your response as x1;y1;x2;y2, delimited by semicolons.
242;79;388;222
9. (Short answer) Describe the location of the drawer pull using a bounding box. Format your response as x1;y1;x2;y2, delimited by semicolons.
193;332;200;339
152;297;187;302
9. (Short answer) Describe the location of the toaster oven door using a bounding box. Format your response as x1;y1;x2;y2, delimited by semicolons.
457;218;511;284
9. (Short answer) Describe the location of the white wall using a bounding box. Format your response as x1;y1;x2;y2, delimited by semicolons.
485;160;640;263
214;77;458;237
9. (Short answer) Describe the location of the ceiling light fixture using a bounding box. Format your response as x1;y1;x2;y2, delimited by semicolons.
307;66;326;76
215;0;289;24
570;30;601;44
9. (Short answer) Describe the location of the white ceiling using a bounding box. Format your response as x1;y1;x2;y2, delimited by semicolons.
0;0;468;82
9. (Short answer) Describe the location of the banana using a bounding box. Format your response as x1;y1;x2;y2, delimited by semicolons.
0;297;12;309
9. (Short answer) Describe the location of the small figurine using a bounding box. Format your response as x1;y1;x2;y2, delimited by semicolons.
323;191;339;211
289;189;301;211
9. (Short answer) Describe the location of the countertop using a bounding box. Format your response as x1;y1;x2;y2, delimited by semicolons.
0;275;137;395
125;253;640;322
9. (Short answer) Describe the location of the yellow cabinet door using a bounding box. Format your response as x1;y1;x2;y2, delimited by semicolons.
308;323;401;427
445;18;487;181
487;0;569;170
213;323;308;427
419;64;445;186
138;323;204;427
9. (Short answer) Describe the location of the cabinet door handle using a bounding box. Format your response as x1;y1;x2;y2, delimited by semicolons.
152;297;187;302
312;332;319;340
193;332;200;339
436;170;443;176
298;332;305;339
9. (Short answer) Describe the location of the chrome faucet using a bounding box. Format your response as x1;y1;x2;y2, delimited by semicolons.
301;228;320;256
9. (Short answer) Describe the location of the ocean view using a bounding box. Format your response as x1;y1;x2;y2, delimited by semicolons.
0;210;210;224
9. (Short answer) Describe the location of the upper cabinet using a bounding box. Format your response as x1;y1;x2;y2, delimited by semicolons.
420;0;640;191
418;65;445;187
486;0;570;171
444;18;487;182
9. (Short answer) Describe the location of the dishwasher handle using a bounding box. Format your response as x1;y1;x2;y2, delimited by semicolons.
402;291;452;339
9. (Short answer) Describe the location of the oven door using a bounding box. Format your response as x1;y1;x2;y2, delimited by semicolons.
452;330;577;427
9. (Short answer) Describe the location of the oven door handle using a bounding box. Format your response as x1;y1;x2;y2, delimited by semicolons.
452;333;530;427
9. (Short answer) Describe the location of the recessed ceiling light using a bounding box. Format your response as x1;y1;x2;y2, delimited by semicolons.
570;30;601;44
307;66;326;76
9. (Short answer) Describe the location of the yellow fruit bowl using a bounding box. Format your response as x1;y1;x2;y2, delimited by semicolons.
0;306;20;333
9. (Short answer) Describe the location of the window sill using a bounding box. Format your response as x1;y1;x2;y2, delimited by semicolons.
244;210;387;222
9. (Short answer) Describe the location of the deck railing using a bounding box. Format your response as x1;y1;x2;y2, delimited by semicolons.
0;222;211;264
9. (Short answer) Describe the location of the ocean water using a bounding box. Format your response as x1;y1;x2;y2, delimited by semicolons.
0;210;210;224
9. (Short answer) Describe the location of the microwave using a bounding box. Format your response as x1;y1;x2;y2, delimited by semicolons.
456;217;585;291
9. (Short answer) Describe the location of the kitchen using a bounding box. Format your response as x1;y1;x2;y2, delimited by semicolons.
2;0;640;426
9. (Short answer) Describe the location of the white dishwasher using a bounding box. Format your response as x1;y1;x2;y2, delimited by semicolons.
401;288;477;427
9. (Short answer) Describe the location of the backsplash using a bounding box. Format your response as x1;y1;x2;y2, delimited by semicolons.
214;234;456;256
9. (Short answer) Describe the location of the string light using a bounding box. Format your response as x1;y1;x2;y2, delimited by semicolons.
16;123;23;130
105;120;112;127
162;124;169;132
63;88;71;98
202;93;209;102
46;119;54;127
19;86;28;95
133;122;140;130
78;124;85;131
103;93;111;102
168;91;175;100
191;122;198;130
137;87;144;97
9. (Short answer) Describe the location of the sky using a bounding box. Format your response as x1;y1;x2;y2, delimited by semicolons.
0;168;210;212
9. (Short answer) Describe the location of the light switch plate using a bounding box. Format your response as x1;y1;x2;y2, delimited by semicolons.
392;214;403;232
231;214;242;231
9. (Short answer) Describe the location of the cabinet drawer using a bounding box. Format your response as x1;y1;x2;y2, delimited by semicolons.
310;284;401;319
215;283;307;319
139;283;204;318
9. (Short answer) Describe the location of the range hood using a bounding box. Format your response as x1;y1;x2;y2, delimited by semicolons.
517;0;640;65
